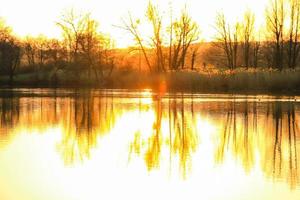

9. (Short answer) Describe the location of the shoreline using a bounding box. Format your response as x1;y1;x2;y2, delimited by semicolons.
1;85;300;97
1;69;300;96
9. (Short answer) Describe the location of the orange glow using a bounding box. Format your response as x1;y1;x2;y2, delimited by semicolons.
0;0;269;47
0;91;300;200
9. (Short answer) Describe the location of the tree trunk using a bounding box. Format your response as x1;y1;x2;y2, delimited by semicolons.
191;51;196;70
9;73;13;85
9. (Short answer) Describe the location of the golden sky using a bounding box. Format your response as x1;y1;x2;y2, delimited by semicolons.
0;0;268;47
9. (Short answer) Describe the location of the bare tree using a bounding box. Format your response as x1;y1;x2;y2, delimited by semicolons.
23;36;49;79
35;35;48;67
56;9;88;64
168;2;173;71
232;22;240;69
23;36;66;68
0;20;20;83
252;34;261;68
0;40;20;83
172;8;200;70
215;13;230;69
266;0;285;70
121;3;199;73
100;36;116;77
286;0;300;69
77;16;102;80
121;14;153;73
146;1;165;72
57;9;113;82
23;36;36;66
45;38;64;65
241;10;255;69
215;12;240;70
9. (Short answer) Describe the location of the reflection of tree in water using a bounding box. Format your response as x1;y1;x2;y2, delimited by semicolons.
0;96;20;147
130;95;198;178
144;98;162;170
1;91;300;187
1;91;183;169
261;102;300;189
57;91;117;165
171;95;198;177
58;94;97;165
215;99;300;189
0;97;20;128
215;100;255;173
0;93;69;147
0;90;118;165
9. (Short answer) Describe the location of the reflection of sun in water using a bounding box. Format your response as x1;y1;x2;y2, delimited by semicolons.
139;90;153;104
98;102;220;178
196;115;216;134
2;96;300;200
195;114;217;152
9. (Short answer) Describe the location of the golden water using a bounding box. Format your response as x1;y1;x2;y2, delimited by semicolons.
0;89;299;200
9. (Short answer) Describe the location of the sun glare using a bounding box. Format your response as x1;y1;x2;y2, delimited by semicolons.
1;0;300;198
0;0;268;47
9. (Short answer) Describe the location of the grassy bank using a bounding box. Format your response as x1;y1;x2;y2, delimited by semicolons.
110;68;300;94
1;67;300;94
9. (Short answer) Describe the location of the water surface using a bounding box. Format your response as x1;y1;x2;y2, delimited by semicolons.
0;89;300;200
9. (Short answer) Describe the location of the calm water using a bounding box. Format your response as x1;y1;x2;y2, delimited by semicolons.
0;89;300;200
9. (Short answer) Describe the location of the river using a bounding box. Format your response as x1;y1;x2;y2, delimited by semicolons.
0;89;299;200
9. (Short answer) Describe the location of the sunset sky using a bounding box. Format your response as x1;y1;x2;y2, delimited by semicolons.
0;0;269;47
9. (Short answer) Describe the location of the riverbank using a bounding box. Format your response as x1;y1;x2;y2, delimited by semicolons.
1;68;300;94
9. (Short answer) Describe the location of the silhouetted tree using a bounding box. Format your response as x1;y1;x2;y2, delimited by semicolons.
56;9;88;66
77;16;101;80
241;10;255;69
172;8;200;70
252;34;261;68
146;1;166;72
121;14;153;73
0;40;20;83
23;36;36;66
57;9;114;82
45;38;66;65
215;12;240;70
0;21;20;83
286;0;300;69
168;2;174;71
266;0;285;70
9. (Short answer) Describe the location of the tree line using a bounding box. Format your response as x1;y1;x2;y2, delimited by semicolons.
0;10;115;84
122;0;300;72
215;0;299;71
0;0;299;85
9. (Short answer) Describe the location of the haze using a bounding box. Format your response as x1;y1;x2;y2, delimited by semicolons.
0;0;268;47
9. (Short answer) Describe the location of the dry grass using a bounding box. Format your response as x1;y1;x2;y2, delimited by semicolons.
1;67;300;94
108;67;300;93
